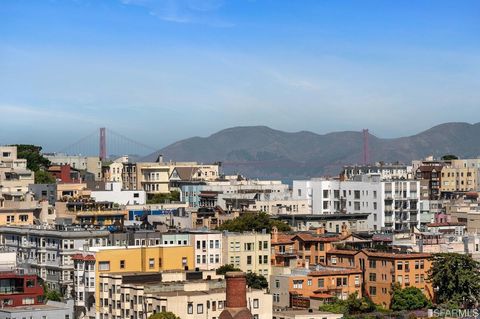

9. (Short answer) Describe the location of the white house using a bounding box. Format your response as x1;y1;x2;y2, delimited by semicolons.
91;182;146;205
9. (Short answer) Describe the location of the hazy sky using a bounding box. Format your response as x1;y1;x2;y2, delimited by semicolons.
1;0;479;152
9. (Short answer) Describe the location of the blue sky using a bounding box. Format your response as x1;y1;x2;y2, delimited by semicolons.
1;0;479;153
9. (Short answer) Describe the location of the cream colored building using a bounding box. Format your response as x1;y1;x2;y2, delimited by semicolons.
0;146;35;198
97;271;272;319
222;231;271;277
44;153;102;181
56;183;91;201
440;166;477;193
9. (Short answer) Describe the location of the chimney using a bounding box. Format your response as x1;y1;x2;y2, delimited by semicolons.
220;272;253;319
315;227;325;235
272;226;278;242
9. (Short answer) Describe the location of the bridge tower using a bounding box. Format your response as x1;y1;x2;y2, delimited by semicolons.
99;127;106;160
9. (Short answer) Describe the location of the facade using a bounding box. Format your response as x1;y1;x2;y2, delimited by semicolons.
415;166;442;200
44;153;102;181
91;182;146;205
440;166;477;193
97;271;271;319
293;175;421;231
89;244;195;311
293;176;383;230
29;183;57;206
222;231;271;277
190;230;223;270
0;272;44;307
342;163;411;180
0;226;110;295
270;266;362;308
0;146;35;198
326;249;433;308
0;300;74;319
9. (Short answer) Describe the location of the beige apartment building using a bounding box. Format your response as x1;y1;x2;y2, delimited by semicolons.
0;146;35;198
44;153;102;181
440;166;477;193
222;231;271;277
97;271;272;319
122;161;220;195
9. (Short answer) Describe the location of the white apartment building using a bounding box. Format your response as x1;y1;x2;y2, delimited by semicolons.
0;226;110;296
222;231;271;277
190;231;223;270
44;153;102;181
293;175;421;231
91;182;146;205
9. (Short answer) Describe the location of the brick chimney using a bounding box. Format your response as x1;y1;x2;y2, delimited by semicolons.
219;272;253;319
272;226;278;242
315;226;325;235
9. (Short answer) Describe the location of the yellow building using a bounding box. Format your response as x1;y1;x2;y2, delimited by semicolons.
89;245;195;307
440;166;477;193
0;209;34;226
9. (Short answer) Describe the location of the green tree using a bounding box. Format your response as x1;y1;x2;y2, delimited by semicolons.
148;312;180;319
216;264;241;275
390;285;431;311
45;290;62;302
13;144;51;172
147;191;180;204
318;293;375;315
245;272;268;290
217;212;291;233
441;154;458;160
428;253;480;308
35;170;56;184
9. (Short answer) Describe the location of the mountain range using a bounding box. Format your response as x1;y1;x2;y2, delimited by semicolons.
142;122;480;179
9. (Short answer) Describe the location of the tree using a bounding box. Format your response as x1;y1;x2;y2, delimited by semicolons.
148;312;180;319
441;154;458;160
13;144;51;172
245;272;268;290
147;191;180;204
217;212;291;233
318;293;375;315
216;264;241;275
391;285;431;311
428;253;480;308
35;170;56;184
216;265;268;289
45;290;62;301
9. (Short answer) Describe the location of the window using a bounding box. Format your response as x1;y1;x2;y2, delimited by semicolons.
197;304;204;314
215;240;220;248
187;303;193;314
331;256;337;265
99;261;110;271
253;298;259;308
354;190;360;199
318;278;324;287
120;260;125;269
307;279;312;286
293;280;303;289
369;260;376;268
247;256;252;265
369;286;377;296
22;297;35;305
263;241;268;250
397;261;403;270
149;258;155;269
369;273;376;282
19;215;29;222
275;280;280;288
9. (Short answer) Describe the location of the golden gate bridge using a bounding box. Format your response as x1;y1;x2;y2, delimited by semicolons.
57;127;158;160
